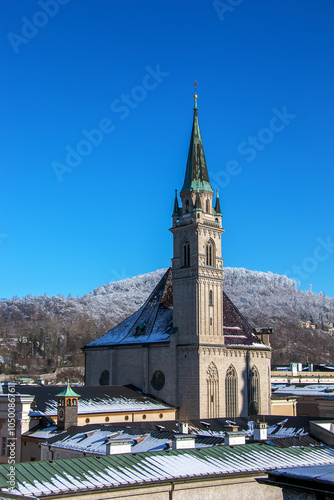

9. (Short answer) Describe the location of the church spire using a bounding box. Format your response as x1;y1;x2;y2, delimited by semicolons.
181;87;213;194
172;189;180;216
215;189;221;215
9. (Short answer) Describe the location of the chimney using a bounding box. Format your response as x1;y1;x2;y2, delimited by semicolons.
224;424;239;433
106;438;132;455
179;422;189;434
254;421;267;441
172;434;195;450
290;363;298;375
308;363;314;372
224;425;246;446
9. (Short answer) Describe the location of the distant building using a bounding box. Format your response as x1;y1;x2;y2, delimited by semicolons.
83;94;272;420
300;321;316;329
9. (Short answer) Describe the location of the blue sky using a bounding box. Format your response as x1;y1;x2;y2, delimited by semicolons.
1;0;334;299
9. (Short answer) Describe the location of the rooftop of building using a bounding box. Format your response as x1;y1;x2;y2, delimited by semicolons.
261;464;334;494
1;384;174;416
272;383;334;398
1;442;334;498
24;416;326;452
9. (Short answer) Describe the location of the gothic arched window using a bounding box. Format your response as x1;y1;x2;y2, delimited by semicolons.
248;366;260;415
206;199;210;213
209;290;213;306
182;240;190;267
225;364;238;418
206;240;215;267
207;362;219;418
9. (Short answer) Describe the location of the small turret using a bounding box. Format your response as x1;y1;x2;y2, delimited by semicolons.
194;189;202;211
56;381;80;430
214;189;221;215
172;189;181;217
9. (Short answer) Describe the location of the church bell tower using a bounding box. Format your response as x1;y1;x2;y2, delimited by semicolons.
170;91;224;345
170;90;225;419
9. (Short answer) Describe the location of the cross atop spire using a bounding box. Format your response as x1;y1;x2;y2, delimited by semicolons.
180;87;213;194
193;80;198;109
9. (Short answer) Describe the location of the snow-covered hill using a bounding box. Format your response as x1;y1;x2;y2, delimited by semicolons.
1;267;333;366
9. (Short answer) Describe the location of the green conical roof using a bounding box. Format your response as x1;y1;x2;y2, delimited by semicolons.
56;381;80;398
181;106;213;194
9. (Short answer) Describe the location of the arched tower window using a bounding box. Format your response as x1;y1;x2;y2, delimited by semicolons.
99;370;110;386
185;199;189;213
225;364;238;418
207;362;219;418
206;199;210;213
182;240;190;267
209;290;213;306
248;366;260;415
206;240;215;267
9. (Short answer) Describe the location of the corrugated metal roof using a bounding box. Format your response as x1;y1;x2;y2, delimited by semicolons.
1;443;334;497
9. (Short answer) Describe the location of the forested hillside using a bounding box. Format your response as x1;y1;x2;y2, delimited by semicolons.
0;267;333;375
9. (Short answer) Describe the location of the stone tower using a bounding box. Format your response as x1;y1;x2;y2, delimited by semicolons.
170;93;225;419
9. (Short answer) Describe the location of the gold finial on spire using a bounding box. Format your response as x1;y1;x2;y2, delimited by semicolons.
193;80;198;108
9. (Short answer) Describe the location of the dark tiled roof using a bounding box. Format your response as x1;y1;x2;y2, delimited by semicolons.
102;416;325;440
222;291;261;346
2;384;173;415
85;269;174;348
85;267;268;349
264;435;321;448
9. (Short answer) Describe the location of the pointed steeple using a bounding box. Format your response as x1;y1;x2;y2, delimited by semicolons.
215;189;221;215
181;92;213;194
172;189;180;216
194;189;202;211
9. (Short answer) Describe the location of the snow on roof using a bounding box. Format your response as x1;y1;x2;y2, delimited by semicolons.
2;443;334;497
84;268;270;350
43;395;172;416
31;424;224;454
85;269;174;348
272;384;334;397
